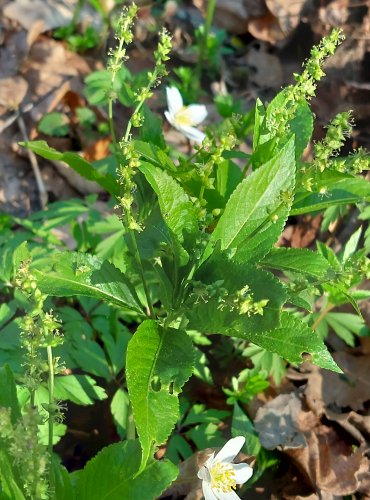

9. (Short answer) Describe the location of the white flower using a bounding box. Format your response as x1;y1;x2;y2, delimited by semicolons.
164;87;207;144
197;436;253;500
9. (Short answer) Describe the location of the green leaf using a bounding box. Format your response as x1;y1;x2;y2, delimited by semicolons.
341;227;362;262
140;105;166;149
32;252;143;313
188;263;285;339
20;141;119;196
260;247;331;279
54;375;107;405
38;112;70;137
0;448;25;500
110;388;129;439
247;312;341;372
76;440;178;500
126;320;194;468
139;163;198;246
326;312;369;347
232;403;261;456
51;456;75;500
134;140;176;171
0;365;21;424
267;92;313;160
292;174;370;215
204;136;295;265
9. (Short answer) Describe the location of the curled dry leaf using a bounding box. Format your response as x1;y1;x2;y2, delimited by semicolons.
265;0;306;35
245;45;283;89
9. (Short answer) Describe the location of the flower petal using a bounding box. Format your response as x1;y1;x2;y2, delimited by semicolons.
164;110;175;127
179;125;206;143
215;436;245;464
166;87;183;115
186;104;207;125
202;480;219;500
232;463;253;485
214;489;241;500
198;465;211;482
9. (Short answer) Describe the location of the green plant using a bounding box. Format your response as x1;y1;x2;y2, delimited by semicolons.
0;5;369;498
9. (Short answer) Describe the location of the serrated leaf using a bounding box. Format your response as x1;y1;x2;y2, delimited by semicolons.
139;162;198;246
341;227;362;262
21;141;119;196
188;263;285;338
76;440;178;500
54;375;107;405
31;252;143;314
247;312;341;372
292;174;370;215
126;320;194;468
261;247;331;279
204;136;295;265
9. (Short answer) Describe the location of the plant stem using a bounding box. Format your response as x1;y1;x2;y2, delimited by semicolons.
71;0;85;30
197;0;217;75
47;345;55;491
240;156;252;179
311;303;334;331
125;212;155;317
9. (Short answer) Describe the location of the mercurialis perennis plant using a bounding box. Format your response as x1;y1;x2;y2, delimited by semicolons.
0;4;368;498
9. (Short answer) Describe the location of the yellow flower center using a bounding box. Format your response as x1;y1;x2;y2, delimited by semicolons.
174;106;193;127
210;462;237;493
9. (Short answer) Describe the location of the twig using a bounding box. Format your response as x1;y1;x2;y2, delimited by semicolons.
0;102;34;134
17;115;48;208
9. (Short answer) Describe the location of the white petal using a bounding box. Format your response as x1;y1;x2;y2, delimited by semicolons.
166;87;183;115
215;489;241;500
232;463;253;485
186;104;208;125
164;110;175;127
202;480;219;500
215;436;245;464
198;465;211;482
179;125;206;143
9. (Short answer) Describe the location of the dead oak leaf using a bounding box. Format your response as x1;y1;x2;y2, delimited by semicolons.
286;425;370;496
305;352;370;413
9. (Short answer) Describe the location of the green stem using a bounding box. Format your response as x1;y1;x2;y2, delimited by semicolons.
125;212;155;317
47;345;55;491
240;156;252;179
197;0;217;76
311;303;334;331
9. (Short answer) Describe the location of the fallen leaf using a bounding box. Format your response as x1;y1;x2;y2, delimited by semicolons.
285;425;370;496
254;392;311;450
245;45;283;89
0;76;28;109
265;0;306;36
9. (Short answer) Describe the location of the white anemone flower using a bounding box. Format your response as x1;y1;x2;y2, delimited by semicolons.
165;87;207;144
197;436;253;500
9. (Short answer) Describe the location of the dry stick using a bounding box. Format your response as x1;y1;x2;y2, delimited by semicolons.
17;115;48;208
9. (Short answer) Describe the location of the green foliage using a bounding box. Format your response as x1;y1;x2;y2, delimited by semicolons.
126;321;194;468
3;12;368;497
75;440;177;499
38;113;70;137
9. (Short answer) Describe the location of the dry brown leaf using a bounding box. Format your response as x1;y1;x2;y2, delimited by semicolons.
21;38;90;123
0;76;28;109
245;46;283;89
254;392;310;450
306;352;370;413
285;425;370;496
265;0;305;35
213;0;249;35
248;11;287;45
4;0;73;31
83;138;111;162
